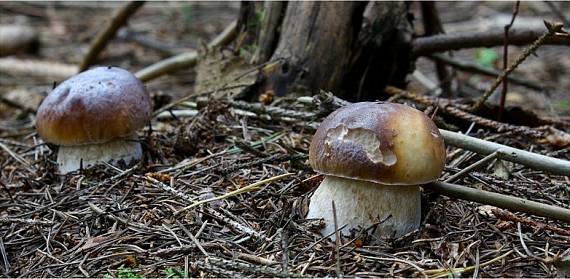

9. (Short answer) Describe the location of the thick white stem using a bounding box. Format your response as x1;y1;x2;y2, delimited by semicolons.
57;136;142;174
306;176;420;239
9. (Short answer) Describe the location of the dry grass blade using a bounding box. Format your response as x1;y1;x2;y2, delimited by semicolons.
423;250;514;278
174;173;293;215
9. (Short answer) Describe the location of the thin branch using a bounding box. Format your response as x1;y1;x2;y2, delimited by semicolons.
422;250;513;278
424;181;570;223
0;217;54;226
207;20;238;49
439;129;570;177
135;20;237;83
444;151;499;183
499;1;520;121
174;173;292;215
412;27;570;56
492;208;570;236
79;1;145;71
471;21;565;112
0;57;77;79
135;51;198;82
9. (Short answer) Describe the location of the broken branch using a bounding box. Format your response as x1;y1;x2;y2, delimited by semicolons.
439;129;570;177
413;27;570;56
424;181;570;223
79;1;145;71
135;20;237;82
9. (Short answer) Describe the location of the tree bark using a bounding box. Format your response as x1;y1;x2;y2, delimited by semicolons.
239;1;413;102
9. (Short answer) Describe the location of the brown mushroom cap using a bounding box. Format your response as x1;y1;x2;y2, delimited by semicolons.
309;102;446;185
36;67;152;146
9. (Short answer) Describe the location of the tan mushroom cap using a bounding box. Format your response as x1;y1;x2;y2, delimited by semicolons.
36;67;152;146
309;102;446;185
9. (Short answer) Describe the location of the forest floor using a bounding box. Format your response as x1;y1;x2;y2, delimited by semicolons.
0;2;569;278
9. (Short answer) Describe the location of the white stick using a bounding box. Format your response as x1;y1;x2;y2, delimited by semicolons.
439;129;570;177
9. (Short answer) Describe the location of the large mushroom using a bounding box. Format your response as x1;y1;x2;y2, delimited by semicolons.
36;66;152;174
307;102;446;239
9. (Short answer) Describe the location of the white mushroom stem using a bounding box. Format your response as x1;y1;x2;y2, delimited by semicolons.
56;135;142;174
306;176;420;240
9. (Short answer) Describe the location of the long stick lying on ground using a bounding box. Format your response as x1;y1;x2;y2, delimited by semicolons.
135;20;238;82
439;129;570;177
413;27;570;56
79;1;145;71
0;57;77;79
423;181;570;223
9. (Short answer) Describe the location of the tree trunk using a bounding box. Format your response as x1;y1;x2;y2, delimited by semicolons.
239;1;413;102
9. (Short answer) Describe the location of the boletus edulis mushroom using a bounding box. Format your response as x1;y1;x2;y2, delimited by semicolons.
36;66;152;174
307;102;446;239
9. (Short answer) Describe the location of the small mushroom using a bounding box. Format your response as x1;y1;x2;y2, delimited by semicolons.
307;102;446;239
36;66;152;174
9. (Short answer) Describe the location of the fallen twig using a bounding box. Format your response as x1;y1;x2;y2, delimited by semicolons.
205;257;305;278
79;1;145;71
207;20;238;49
135;20;237;82
444;151;499;183
0;217;54;226
149;243;222;257
174;173;292;215
135;51;198;82
413;27;570;56
424;182;570;223
0;57;77;79
491;208;570;236
439;129;570;177
421;250;513;278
